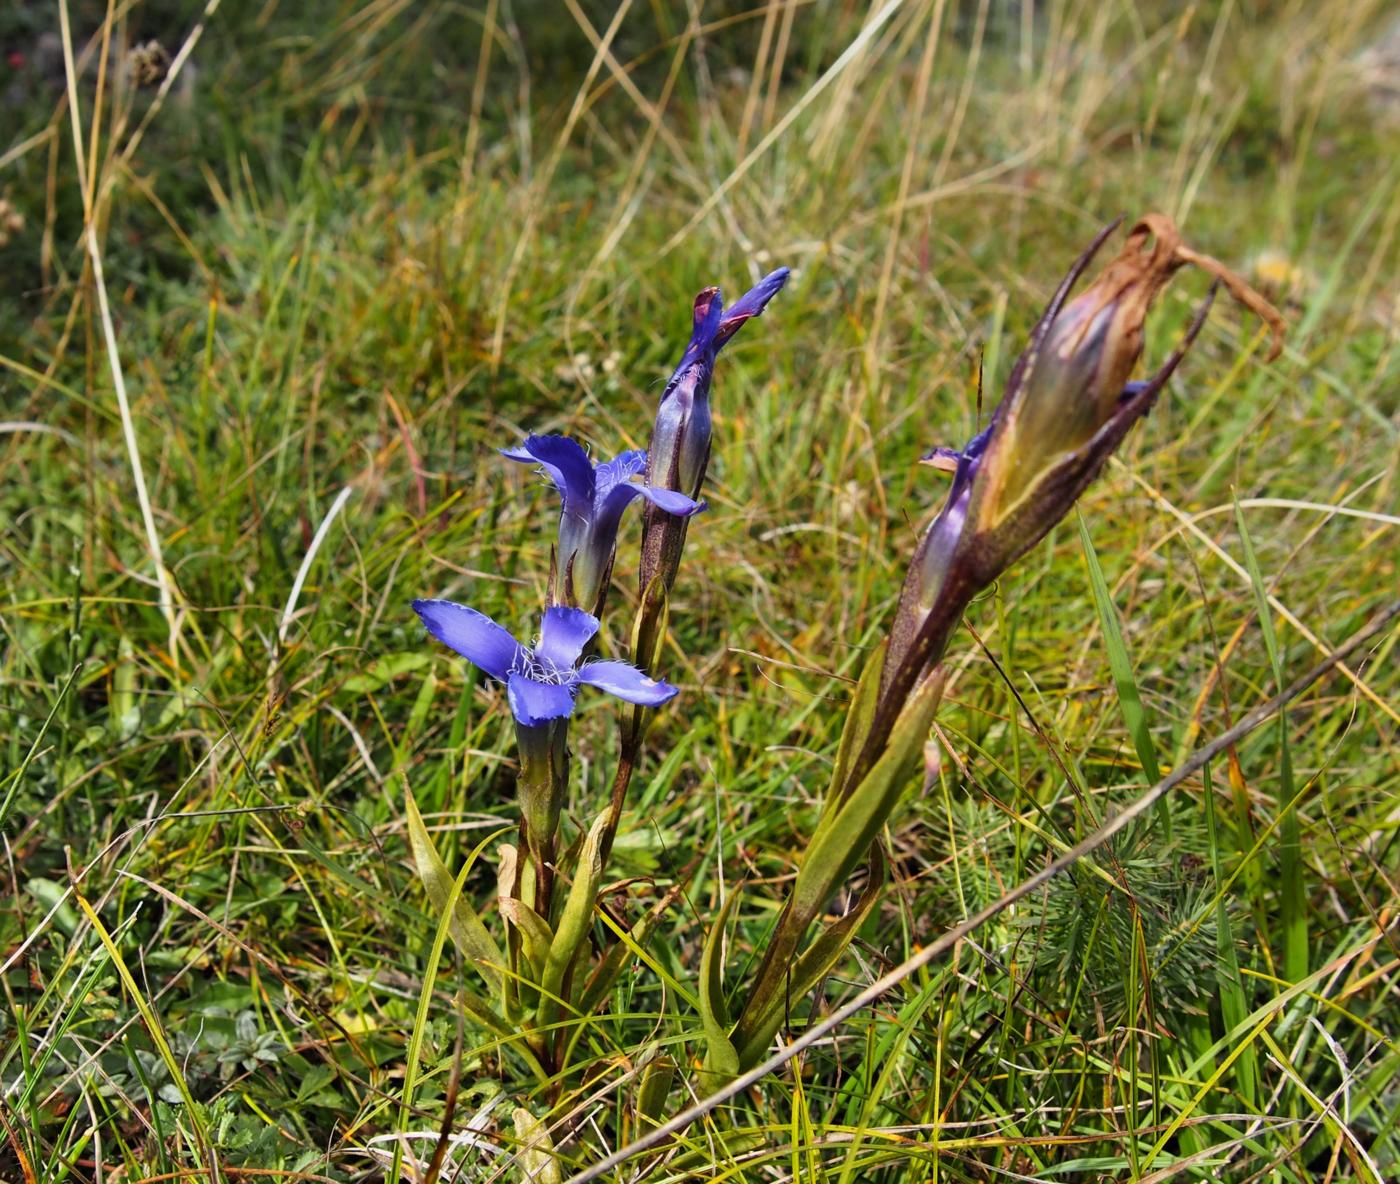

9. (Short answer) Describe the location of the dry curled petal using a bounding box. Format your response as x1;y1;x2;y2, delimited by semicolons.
1110;213;1285;361
1173;238;1287;361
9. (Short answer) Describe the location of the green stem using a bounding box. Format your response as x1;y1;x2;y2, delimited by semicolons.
516;719;569;917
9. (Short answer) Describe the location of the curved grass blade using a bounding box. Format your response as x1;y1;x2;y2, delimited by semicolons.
1077;513;1170;836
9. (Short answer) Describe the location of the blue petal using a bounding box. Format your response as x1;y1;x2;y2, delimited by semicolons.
714;267;789;351
589;481;644;549
575;661;678;707
592;479;704;549
535;605;600;669
594;449;648;498
919;445;962;473
413;599;522;682
507;673;576;726
632;485;705;517
503;434;597;518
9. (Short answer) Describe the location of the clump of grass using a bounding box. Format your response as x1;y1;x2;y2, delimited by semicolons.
2;1;1398;1181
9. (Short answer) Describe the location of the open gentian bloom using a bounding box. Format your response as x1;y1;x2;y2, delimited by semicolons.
411;599;678;725
502;435;704;614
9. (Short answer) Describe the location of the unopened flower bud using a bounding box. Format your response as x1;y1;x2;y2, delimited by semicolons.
640;268;790;595
648;288;723;504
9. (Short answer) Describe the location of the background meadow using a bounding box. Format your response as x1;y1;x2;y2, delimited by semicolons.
2;0;1399;1179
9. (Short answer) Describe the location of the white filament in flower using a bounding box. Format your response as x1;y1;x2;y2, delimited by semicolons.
511;649;576;686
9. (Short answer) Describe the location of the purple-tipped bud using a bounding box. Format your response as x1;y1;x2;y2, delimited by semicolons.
714;267;792;351
648;288;723;503
640;268;790;595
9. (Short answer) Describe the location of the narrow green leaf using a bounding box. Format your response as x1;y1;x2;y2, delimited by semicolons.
827;640;888;812
577;872;699;1016
1233;500;1284;681
733;671;943;1060
699;890;740;1090
512;1108;563;1184
110;635;139;740
1078;514;1169;835
636;1052;676;1126
499;897;554;981
456;988;516;1038
733;848;886;1069
537;812;608;1035
404;789;504;993
794;669;944;924
1203;761;1257;1105
1234;498;1306;983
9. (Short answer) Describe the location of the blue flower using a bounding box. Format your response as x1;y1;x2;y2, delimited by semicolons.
411;600;679;725
502;435;705;613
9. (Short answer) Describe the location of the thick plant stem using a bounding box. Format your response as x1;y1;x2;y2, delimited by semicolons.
598;573;670;867
637;502;695;604
731;664;946;1067
597;743;637;871
516;719;570;916
728;900;802;1056
845;576;972;802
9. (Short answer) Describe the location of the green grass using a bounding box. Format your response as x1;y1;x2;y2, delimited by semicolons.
2;0;1399;1180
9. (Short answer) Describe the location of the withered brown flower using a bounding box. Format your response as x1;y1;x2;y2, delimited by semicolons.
881;212;1285;717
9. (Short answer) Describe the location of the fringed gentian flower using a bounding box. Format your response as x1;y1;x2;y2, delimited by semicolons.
411;599;679;723
413;598;678;913
641;267;790;594
502;435;704;615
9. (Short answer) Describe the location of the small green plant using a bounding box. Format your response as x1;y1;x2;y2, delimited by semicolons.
404;273;791;1098
402;215;1285;1142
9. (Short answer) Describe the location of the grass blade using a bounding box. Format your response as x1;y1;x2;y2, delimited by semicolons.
404;788;506;994
1203;761;1258;1106
1234;497;1306;983
1077;514;1169;835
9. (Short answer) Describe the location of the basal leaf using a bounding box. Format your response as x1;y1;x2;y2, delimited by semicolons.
404;788;504;994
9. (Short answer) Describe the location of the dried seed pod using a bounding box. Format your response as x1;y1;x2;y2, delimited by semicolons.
882;212;1284;716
